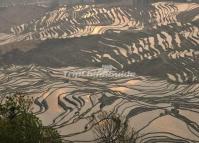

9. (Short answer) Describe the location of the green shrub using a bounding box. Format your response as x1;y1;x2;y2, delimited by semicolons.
0;92;62;143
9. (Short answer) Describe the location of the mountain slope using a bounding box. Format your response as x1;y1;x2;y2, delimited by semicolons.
0;2;198;84
0;2;198;44
0;5;47;33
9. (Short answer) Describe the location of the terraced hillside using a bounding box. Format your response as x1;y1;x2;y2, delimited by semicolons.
1;65;199;142
0;2;199;83
0;1;199;143
0;5;47;33
2;2;199;42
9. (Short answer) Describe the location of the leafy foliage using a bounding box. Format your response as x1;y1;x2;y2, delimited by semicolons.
0;92;62;143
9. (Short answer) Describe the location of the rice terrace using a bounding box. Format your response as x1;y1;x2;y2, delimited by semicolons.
0;0;199;142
